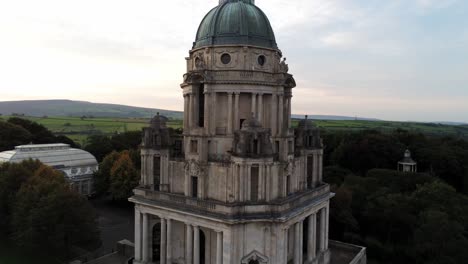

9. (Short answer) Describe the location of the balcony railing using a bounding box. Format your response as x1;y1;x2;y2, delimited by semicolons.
133;184;330;220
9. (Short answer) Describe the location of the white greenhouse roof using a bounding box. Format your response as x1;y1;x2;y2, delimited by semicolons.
0;143;98;169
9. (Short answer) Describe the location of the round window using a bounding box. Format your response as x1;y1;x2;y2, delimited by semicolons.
221;53;231;64
258;55;266;66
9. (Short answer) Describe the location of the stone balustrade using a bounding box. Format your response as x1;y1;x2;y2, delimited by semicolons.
133;184;330;221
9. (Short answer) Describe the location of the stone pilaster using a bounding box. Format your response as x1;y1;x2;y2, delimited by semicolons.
271;94;277;136
227;92;233;134
216;231;223;264
234;92;240;130
204;91;210;133
258;93;263;124
278;94;284;136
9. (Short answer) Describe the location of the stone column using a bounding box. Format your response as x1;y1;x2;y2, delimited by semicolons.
270;94;277;136
259;165;264;201
134;210;142;262
194;226;200;264
325;204;330;250
234;165;240;201
142;213;149;262
211;92;217;135
184;94;189;131
287;96;292;128
258;93;263;124
283;227;289;264
318;154;323;183
294;222;301;264
204;92;210;133
161;218;167;264
167;219;172;264
251;93;257;117
216;231;223;264
234;92;240;130
313;154;319;187
278;94;284;136
186;224;193;264
189;93;194;129
227;92;233;134
319;209;326;252
265;165;271;201
307;214;317;262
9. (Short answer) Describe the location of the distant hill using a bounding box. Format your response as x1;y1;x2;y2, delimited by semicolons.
0;100;384;121
0;100;183;119
291;114;380;121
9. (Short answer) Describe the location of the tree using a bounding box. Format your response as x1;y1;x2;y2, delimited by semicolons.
93;151;121;196
10;165;100;256
0;121;32;151
0;159;42;231
85;135;114;162
109;151;139;200
4;118;78;148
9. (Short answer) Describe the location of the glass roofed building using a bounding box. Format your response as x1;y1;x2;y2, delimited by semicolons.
0;143;98;196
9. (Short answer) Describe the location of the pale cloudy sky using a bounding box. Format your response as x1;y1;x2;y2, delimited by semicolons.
1;0;467;122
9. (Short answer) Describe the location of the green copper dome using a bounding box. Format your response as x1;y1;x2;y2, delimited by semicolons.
193;0;277;49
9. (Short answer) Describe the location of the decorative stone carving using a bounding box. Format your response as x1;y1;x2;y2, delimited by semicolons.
184;160;206;177
279;57;289;73
195;53;205;69
241;250;269;264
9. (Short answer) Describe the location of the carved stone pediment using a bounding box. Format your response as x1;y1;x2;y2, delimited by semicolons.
241;250;269;264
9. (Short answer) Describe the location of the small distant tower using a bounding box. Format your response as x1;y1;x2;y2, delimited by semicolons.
398;149;417;173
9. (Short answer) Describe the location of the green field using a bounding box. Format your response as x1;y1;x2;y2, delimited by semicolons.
2;115;468;146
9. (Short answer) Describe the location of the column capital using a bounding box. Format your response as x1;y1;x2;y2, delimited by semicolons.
227;92;234;96
234;92;241;95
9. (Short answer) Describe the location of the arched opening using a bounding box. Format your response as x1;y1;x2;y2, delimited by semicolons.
249;260;260;264
152;222;161;262
200;230;206;264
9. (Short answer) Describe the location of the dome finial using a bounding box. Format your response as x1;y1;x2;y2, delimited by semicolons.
219;0;255;5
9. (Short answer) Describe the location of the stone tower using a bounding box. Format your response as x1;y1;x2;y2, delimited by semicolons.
131;1;334;264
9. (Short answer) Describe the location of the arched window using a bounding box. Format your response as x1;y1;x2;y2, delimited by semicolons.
249;260;260;264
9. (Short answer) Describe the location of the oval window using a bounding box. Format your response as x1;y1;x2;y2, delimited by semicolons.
258;55;266;66
221;53;231;64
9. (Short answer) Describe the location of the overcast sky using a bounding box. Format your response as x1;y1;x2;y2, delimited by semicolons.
1;0;467;122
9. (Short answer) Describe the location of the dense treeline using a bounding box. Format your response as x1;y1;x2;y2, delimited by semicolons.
0;117;78;151
324;129;468;194
0;160;100;260
323;130;468;264
84;131;143;162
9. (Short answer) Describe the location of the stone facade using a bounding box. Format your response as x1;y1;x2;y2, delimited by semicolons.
130;1;365;264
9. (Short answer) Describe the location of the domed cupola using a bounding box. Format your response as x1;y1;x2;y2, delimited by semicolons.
194;0;277;49
295;116;323;151
143;113;171;149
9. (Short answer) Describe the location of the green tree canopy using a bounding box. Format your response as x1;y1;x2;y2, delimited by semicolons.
109;151;139;201
10;165;100;256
